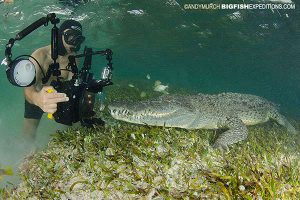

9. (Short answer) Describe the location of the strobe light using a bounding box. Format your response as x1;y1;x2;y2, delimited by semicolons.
6;58;36;87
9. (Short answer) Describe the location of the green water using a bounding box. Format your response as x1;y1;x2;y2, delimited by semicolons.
0;0;299;187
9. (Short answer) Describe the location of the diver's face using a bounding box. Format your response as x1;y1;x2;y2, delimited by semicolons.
62;34;74;54
62;29;85;53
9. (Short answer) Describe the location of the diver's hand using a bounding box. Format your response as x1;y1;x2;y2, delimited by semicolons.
35;86;69;114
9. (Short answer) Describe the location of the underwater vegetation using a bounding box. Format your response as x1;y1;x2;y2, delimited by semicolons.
0;166;13;181
1;121;300;199
1;84;300;199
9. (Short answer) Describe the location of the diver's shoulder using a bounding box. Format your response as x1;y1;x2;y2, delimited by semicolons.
31;45;51;59
32;45;50;54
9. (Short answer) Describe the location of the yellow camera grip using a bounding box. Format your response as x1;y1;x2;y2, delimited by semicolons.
47;89;54;119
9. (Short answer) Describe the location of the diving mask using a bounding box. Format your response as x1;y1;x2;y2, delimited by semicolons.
63;29;85;47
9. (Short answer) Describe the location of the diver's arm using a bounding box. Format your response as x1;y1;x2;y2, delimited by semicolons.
67;71;74;80
25;85;69;114
24;48;69;113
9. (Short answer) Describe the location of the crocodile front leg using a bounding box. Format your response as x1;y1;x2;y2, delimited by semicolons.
213;116;248;151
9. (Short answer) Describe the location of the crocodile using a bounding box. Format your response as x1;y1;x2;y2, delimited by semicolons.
108;93;297;150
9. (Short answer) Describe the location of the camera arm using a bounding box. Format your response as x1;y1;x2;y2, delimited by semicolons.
4;13;60;88
65;48;113;93
42;15;61;84
5;13;59;63
86;49;113;93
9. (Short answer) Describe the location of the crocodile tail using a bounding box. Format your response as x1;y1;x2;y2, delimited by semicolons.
283;118;297;134
270;110;297;134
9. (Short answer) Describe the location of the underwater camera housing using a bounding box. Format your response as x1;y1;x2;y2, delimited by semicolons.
3;13;114;126
51;47;113;126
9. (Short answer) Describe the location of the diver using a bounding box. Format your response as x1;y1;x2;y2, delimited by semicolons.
23;19;103;139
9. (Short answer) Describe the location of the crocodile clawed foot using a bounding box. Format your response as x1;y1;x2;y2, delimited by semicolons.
212;142;229;152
